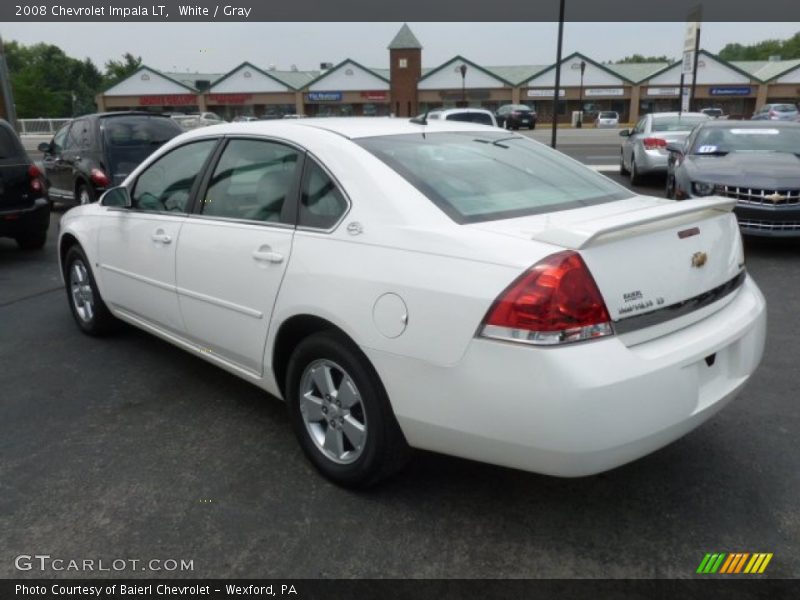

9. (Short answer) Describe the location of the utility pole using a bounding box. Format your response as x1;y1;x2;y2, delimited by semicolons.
551;0;565;148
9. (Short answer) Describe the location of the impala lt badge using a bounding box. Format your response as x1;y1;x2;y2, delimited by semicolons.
692;251;708;268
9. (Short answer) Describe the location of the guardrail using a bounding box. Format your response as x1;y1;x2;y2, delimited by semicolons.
17;118;71;135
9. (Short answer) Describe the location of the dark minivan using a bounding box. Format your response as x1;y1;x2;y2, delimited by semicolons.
0;119;49;249
39;112;183;205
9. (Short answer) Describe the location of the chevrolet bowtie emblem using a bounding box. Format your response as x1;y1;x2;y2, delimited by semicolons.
692;251;708;268
765;192;786;204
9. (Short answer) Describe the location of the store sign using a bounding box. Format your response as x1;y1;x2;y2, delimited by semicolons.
647;87;680;96
308;92;343;102
527;89;565;97
585;88;624;97
710;87;752;96
208;93;253;104
138;94;196;106
360;91;388;101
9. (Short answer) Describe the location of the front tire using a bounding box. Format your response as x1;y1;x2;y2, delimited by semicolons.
666;174;676;199
64;245;119;335
285;331;410;487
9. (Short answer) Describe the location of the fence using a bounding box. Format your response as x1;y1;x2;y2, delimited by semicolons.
17;118;71;135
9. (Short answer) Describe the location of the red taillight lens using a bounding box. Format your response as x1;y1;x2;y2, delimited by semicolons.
643;137;667;150
480;251;613;345
768;110;777;119
90;168;110;186
28;164;43;193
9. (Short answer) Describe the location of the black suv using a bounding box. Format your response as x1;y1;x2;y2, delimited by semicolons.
0;119;50;249
39;112;183;205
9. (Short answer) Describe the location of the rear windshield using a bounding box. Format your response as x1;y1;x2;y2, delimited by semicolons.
652;115;708;132
692;126;800;154
0;125;24;159
599;112;618;119
772;104;797;112
509;105;533;111
102;116;183;177
446;112;494;126
356;132;632;224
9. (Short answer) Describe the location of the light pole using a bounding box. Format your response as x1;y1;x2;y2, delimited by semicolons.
550;0;566;148
459;64;467;108
577;60;586;128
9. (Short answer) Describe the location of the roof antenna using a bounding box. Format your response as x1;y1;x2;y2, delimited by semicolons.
410;109;428;125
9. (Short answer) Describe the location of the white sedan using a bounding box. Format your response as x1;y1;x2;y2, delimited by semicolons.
58;118;766;487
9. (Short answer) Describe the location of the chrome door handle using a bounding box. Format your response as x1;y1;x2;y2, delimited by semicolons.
151;231;172;244
252;248;284;263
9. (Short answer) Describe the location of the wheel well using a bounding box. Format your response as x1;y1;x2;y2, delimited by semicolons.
59;234;80;275
272;315;353;397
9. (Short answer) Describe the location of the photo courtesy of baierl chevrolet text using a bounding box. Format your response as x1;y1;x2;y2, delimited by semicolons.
1;1;798;599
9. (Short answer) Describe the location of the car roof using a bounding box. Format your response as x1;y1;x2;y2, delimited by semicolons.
431;108;494;115
698;119;800;129
649;112;708;118
183;117;500;140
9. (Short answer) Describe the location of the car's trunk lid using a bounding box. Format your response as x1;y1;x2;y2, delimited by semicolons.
0;158;35;211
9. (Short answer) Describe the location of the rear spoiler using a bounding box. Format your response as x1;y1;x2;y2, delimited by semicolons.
530;196;737;249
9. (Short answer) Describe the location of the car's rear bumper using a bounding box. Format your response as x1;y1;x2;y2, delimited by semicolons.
368;275;766;477
637;149;669;173
0;197;50;238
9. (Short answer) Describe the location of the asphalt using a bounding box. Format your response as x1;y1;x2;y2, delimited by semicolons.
1;134;798;579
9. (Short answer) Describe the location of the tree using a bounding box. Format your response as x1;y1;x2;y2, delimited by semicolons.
104;52;142;87
718;32;800;61
614;54;674;64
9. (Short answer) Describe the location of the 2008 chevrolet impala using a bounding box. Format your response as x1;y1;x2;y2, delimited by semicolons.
58;118;766;486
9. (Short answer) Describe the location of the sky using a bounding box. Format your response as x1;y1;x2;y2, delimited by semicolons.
2;22;798;73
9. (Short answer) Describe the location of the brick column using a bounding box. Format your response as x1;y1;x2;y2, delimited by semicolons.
295;91;304;115
756;82;768;109
628;85;641;124
511;87;521;104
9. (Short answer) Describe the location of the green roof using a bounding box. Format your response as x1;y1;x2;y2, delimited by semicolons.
388;24;422;50
733;58;800;82
484;65;549;86
162;72;224;89
606;62;671;83
267;70;320;90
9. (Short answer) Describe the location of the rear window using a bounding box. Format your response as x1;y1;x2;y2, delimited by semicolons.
446;112;494;126
772;104;797;112
599;112;618;119
509;105;533;111
0;125;23;159
356;132;632;224
103;116;182;147
652;115;708;132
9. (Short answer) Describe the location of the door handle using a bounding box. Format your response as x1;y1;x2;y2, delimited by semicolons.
151;230;172;244
252;246;284;263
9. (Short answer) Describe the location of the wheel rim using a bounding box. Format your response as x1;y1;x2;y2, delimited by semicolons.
69;259;94;322
79;188;90;205
299;359;367;465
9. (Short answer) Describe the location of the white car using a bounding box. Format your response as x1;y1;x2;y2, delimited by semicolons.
422;108;498;127
58;118;766;487
595;111;619;128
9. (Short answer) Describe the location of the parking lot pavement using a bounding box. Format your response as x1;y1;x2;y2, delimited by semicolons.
1;176;798;579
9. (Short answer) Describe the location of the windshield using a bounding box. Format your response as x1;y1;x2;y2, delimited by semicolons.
652;115;708;132
509;105;533;111
102;116;183;179
599;112;618;119
692;126;800;155
356;132;632;224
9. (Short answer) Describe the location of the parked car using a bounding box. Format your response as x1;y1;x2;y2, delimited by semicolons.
595;111;620;128
751;103;798;121
619;112;709;184
699;107;727;119
232;115;259;123
422;108;498;127
282;114;307;119
0;119;49;249
666;120;800;237
58;118;765;487
39;112;183;205
495;104;537;129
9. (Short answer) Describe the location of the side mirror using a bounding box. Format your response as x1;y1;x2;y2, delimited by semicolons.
100;186;131;208
665;142;685;155
38;142;51;153
619;129;631;137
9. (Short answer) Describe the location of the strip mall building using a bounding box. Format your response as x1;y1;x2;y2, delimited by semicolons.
96;24;800;123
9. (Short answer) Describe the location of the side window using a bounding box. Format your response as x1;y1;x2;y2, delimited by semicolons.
132;139;217;213
201;139;300;223
64;121;83;150
52;124;70;153
299;159;348;230
633;117;646;134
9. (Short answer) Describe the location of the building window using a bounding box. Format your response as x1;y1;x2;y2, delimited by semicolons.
398;58;407;68
345;68;354;76
243;70;252;78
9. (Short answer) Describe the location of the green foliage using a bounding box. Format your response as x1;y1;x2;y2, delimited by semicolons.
3;40;141;118
615;54;674;64
718;32;800;61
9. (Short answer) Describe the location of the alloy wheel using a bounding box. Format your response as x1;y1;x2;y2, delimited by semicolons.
69;259;94;322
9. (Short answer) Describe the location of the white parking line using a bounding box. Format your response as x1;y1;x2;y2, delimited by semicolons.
587;165;618;172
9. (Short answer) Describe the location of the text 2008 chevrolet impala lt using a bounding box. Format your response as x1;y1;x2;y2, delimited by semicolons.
58;118;766;486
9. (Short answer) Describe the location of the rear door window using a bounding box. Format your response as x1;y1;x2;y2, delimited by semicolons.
103;116;184;178
0;126;23;159
298;159;349;230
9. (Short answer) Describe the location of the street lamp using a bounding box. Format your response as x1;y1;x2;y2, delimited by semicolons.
577;60;586;128
459;64;467;107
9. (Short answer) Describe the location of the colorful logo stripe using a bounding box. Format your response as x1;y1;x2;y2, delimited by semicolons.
697;553;773;574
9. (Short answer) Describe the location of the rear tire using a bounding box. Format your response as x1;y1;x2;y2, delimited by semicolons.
285;331;410;488
619;151;629;175
16;231;47;250
629;157;642;185
64;245;119;336
76;183;95;205
666;174;676;199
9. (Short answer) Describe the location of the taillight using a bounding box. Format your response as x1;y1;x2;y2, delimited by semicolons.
90;168;110;186
768;110;777;119
643;137;667;150
480;251;613;346
28;164;43;193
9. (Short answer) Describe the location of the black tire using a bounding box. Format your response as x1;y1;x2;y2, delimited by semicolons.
285;331;410;488
63;245;119;336
76;182;95;205
629;157;642;186
16;231;47;250
619;151;629;175
666;174;675;199
530;121;536;130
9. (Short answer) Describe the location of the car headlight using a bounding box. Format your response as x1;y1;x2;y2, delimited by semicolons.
692;182;717;196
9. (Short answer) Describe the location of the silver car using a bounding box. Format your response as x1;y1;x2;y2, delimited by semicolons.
620;112;709;184
751;103;799;121
595;111;619;128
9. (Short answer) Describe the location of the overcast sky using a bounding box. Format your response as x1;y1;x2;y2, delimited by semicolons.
2;22;798;72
